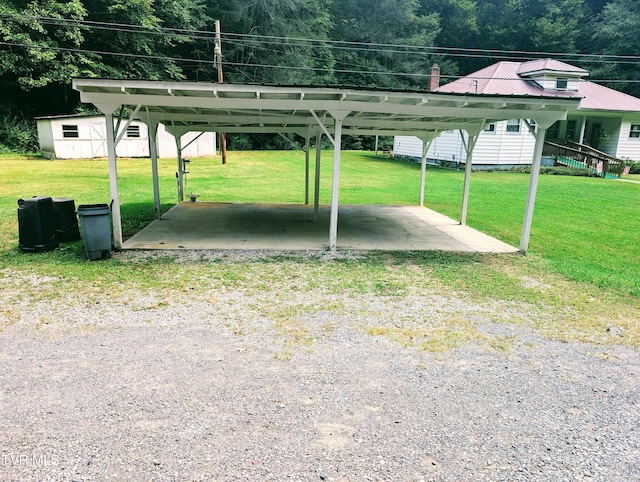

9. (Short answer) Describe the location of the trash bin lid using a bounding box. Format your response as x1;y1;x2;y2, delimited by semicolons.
18;196;53;205
77;204;111;216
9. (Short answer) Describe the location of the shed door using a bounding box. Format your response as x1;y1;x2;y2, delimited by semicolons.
90;123;107;158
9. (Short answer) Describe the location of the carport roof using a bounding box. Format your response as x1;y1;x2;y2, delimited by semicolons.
72;79;580;137
71;78;581;253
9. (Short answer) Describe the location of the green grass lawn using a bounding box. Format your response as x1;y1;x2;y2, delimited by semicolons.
1;151;638;299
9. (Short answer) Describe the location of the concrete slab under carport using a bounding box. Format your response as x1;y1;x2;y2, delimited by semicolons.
122;203;518;253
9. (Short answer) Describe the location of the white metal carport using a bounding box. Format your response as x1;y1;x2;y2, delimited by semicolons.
72;79;580;252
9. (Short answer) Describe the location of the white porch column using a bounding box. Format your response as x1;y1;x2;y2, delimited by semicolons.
314;130;322;222
147;120;161;219
520;124;549;253
104;110;123;249
460;124;484;225
578;116;587;145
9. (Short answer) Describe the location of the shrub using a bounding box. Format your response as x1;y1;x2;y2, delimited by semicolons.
0;114;38;153
508;165;600;177
627;160;640;174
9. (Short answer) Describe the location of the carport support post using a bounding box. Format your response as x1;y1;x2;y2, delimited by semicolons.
305;131;311;205
175;135;184;202
418;133;436;207
313;130;322;222
328;111;349;250
460;124;483;225
520;124;548;253
148;120;161;219
104;110;123;249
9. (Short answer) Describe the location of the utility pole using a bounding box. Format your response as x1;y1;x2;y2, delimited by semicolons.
215;20;227;165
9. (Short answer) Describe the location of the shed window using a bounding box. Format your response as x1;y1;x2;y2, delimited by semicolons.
126;125;141;138
506;119;521;133
484;123;496;133
630;125;640;138
62;125;79;138
556;78;568;90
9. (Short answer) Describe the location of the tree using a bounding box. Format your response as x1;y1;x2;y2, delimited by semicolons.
0;0;98;150
531;0;585;53
589;0;640;96
0;0;97;96
82;0;176;80
206;0;335;85
329;0;440;89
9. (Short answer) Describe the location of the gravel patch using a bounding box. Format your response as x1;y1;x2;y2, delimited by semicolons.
1;251;638;481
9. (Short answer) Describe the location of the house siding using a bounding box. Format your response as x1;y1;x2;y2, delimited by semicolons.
610;118;640;162
394;120;536;166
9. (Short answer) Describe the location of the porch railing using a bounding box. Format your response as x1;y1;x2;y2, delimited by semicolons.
542;141;626;178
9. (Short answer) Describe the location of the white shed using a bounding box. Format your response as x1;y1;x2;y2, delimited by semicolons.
36;114;216;159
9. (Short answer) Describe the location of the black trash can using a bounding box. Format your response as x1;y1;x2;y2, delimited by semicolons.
17;196;59;253
77;204;112;260
52;198;81;242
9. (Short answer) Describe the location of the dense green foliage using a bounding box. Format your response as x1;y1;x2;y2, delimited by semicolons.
0;0;639;151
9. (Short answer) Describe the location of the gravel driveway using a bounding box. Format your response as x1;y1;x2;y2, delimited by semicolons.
1;251;638;481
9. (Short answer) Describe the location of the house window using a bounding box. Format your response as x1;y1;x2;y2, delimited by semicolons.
126;125;141;138
556;78;568;90
484;123;496;133
630;125;640;138
62;125;79;138
506;119;521;133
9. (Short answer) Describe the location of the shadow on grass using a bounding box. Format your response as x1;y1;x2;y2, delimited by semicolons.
358;153;466;172
121;202;175;240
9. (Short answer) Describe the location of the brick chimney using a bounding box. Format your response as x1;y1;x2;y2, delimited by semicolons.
429;63;440;91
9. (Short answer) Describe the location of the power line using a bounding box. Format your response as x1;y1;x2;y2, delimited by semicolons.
3;11;640;66
2;40;640;86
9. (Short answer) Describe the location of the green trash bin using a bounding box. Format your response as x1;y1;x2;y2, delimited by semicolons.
77;204;111;260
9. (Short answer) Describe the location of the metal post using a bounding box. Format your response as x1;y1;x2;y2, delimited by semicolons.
460;153;473;225
305;131;310;205
419;139;431;207
329;118;343;250
460;126;483;225
520;126;548;253
175;135;184;202
314;131;322;222
148;120;161;219
105;112;123;249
